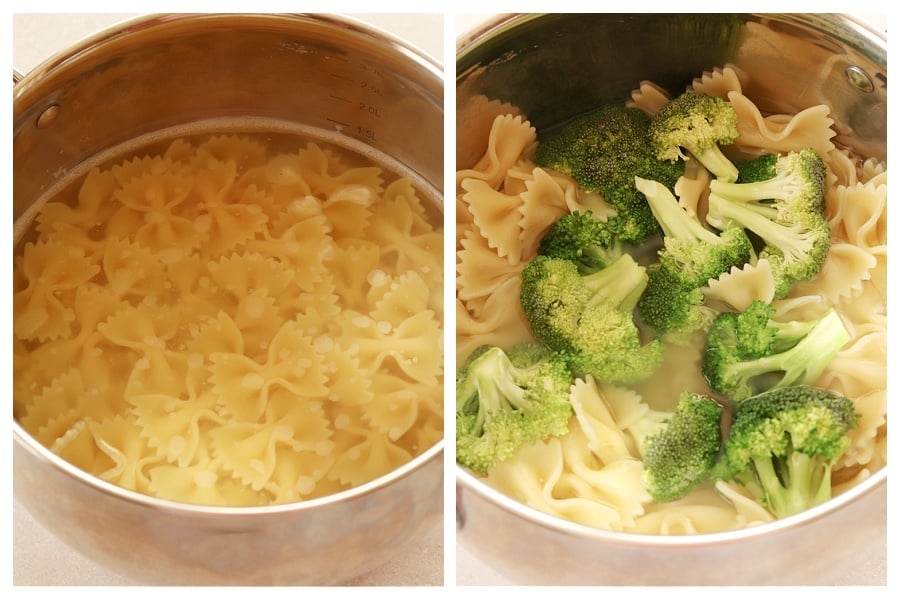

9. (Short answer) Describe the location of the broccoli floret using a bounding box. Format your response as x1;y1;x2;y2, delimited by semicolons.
634;176;753;286
705;149;830;297
637;263;720;344
702;300;851;404
713;385;858;518
456;343;574;473
649;92;741;182
537;211;623;274
520;254;663;385
630;176;753;343
736;153;778;183
629;391;724;503
535;104;684;244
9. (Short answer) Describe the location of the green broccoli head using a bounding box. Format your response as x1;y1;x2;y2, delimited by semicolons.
649;92;740;181
456;343;574;473
519;254;661;385
537;211;622;274
639;391;724;503
560;301;665;385
706;148;830;298
535;104;684;244
702;301;851;404
520;253;649;344
713;385;858;518
636;263;720;346
736;153;778;183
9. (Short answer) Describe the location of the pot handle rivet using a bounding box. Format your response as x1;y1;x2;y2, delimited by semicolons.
36;104;60;129
844;65;875;93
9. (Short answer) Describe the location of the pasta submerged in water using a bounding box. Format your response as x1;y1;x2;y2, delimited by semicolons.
455;65;886;534
14;133;444;506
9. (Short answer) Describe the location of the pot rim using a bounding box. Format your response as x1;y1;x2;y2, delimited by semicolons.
455;11;887;547
14;12;443;93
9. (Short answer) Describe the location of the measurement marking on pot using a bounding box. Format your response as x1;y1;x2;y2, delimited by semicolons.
329;94;353;104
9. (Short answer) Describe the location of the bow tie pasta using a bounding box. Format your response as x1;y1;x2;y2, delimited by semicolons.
14;131;443;507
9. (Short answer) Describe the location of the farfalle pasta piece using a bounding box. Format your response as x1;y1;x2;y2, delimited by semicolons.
688;64;746;99
556;422;650;530
193;134;268;169
368;269;433;324
518;167;576;259
673;159;711;218
328;430;413;488
100;305;192;399
816;330;886;400
456;276;534;365
196;185;271;257
265;447;337;503
367;184;444;273
243;213;332;290
486;435;626;530
456;113;537;192
102;238;168;299
826;178;887;249
728;91;836;157
456;228;523;307
361;372;426;442
324;240;382;312
340;309;442;386
130;389;222;468
569;377;636;464
627;79;671;115
289;274;343;338
210;320;329;423
321;185;375;240
834;389;886;471
114;169;203;259
211;392;333;492
790;242;877;303
207;252;296;300
701;258;776;313
147;458;269;507
34;167;119;251
318;338;375;407
87;415;159;494
13;240;100;341
459;177;525;264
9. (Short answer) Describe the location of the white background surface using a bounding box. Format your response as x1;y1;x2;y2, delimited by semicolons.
12;10;890;589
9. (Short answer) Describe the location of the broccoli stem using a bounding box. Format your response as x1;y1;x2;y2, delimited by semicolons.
753;451;832;517
726;310;850;389
581;253;648;312
636;176;719;244
708;194;815;262
691;145;739;182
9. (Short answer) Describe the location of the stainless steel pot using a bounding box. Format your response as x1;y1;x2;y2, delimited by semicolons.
13;13;444;586
456;13;886;586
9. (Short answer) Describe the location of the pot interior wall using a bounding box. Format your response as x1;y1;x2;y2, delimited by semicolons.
457;13;885;167
15;14;443;220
